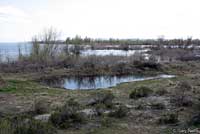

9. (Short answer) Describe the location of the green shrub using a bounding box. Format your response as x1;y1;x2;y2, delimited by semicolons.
50;99;85;129
50;111;85;129
129;86;153;99
189;113;200;126
178;81;192;91
158;112;179;124
98;92;115;108
135;103;146;110
0;117;56;134
0;76;6;88
0;119;13;134
172;81;193;107
155;89;168;96
171;94;193;107
33;99;50;115
95;103;106;116
150;103;166;110
135;62;160;70
100;117;114;127
66;98;81;109
14;119;56;134
109;105;129;118
89;92;115;108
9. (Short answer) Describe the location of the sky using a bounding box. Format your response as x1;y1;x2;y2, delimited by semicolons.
0;0;200;42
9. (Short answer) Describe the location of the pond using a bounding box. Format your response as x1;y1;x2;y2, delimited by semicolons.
42;74;175;90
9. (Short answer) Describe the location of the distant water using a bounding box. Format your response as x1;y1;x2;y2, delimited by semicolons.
0;42;31;61
0;43;149;61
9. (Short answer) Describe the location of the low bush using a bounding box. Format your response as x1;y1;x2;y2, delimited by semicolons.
129;86;153;99
158;112;179;124
189;113;200;126
0;117;56;134
135;103;146;110
13;119;56;134
155;89;168;96
100;117;115;127
95;104;107;116
109;105;129;118
0;118;13;134
178;81;192;91
65;98;81;110
171;95;193;107
33;99;50;115
0;76;6;88
135;61;161;70
89;92;115;108
171;81;193;107
50;99;86;129
150;103;166;110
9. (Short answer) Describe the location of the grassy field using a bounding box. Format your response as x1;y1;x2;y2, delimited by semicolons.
0;61;200;134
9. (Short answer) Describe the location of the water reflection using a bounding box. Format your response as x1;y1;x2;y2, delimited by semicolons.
42;75;175;90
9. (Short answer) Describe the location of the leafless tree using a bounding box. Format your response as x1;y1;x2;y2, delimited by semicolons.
30;27;61;63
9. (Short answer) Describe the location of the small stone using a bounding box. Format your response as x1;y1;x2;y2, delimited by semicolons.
125;104;134;109
80;108;97;117
34;114;51;122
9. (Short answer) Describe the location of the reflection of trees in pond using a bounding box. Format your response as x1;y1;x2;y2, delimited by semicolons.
65;76;115;89
42;77;65;88
64;77;96;89
43;75;146;89
42;75;174;90
76;77;96;89
59;76;142;89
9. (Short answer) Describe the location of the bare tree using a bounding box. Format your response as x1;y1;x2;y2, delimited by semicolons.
30;27;61;63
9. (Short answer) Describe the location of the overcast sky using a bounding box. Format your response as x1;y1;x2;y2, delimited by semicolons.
0;0;200;42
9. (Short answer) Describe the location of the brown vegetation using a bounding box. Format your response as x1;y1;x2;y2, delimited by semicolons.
0;76;6;88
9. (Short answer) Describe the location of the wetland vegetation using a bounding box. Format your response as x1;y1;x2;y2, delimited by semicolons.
0;29;200;134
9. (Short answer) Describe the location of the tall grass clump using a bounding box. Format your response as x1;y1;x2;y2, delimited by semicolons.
0;117;56;134
50;99;86;129
0;76;6;88
171;81;193;107
129;86;153;99
0;119;13;134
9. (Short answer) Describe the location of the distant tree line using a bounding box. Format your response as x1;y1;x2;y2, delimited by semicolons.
65;36;200;46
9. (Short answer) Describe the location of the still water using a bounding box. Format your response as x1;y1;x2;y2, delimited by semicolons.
0;42;30;61
42;74;175;90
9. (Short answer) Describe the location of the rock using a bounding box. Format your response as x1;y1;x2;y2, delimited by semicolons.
34;114;51;122
80;109;97;117
125;104;134;109
103;110;111;114
87;98;97;106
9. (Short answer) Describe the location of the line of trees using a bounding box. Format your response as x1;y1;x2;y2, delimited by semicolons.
65;36;200;46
